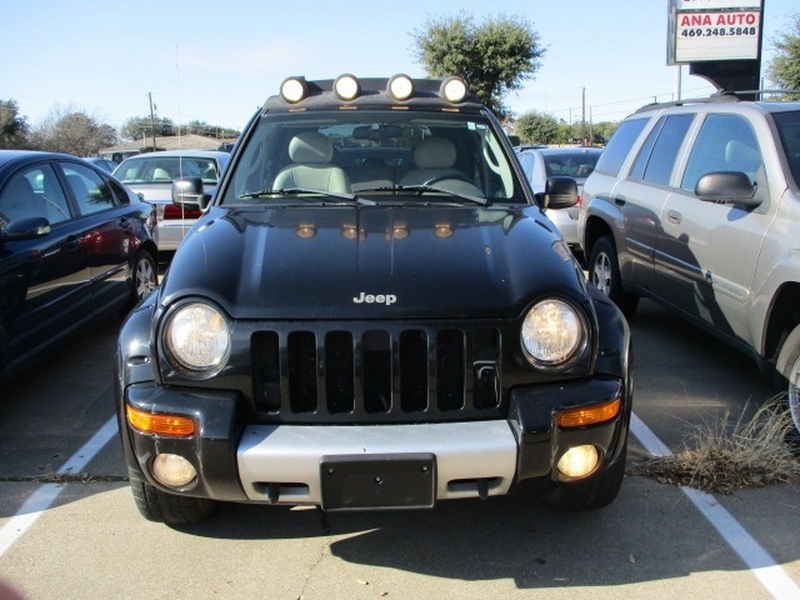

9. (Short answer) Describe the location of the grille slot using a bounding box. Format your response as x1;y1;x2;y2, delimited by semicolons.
252;326;503;423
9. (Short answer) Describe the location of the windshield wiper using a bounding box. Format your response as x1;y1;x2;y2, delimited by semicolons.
240;188;376;205
393;184;488;206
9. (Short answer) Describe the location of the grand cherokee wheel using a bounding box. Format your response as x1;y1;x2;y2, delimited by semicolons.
588;235;639;318
775;323;800;437
129;470;216;524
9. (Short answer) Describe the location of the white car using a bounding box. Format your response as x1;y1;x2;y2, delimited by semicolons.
516;146;601;256
114;150;229;253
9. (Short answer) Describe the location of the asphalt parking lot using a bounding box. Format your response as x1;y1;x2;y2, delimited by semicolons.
0;299;798;599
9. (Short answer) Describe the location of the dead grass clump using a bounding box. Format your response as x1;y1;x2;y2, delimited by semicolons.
630;398;800;494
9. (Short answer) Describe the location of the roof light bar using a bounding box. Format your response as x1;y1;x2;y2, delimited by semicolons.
387;74;415;101
280;77;308;103
334;74;361;101
441;76;468;103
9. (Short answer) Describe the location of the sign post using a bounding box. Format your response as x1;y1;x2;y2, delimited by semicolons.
667;0;764;98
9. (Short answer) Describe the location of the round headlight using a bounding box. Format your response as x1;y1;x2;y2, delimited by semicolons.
164;302;230;377
280;77;308;103
521;299;585;366
334;74;360;101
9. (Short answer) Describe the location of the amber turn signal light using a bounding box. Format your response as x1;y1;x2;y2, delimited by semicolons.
126;405;195;436
557;398;621;429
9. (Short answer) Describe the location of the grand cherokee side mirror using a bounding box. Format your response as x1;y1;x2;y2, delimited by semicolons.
535;176;578;209
172;177;211;210
695;172;762;208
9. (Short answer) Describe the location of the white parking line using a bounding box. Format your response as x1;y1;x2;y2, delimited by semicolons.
630;412;800;600
0;415;118;558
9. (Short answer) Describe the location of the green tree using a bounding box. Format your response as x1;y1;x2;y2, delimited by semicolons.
515;111;559;145
31;107;118;156
767;13;800;91
412;12;545;120
120;116;176;141
0;99;30;149
183;120;240;139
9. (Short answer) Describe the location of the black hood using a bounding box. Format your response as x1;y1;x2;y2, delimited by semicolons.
159;205;586;320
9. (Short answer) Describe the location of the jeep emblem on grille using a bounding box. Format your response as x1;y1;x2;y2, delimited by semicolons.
353;292;397;305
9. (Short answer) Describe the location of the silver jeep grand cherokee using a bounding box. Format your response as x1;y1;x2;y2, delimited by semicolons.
578;92;800;434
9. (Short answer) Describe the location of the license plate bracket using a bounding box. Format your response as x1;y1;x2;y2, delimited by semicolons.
320;453;436;511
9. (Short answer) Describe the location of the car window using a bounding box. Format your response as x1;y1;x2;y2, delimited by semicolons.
517;152;535;179
630;114;693;186
62;163;118;215
542;151;599;178
116;157;221;184
773;110;800;187
0;164;71;226
681;114;763;192
593;118;649;176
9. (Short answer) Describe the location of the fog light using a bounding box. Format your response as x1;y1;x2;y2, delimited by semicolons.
557;445;599;478
152;453;197;488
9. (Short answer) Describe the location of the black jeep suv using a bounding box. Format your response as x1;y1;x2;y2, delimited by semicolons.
115;75;633;523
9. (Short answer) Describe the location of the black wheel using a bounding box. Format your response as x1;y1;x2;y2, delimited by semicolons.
774;323;800;438
588;235;639;318
539;450;627;511
129;470;217;524
130;250;157;306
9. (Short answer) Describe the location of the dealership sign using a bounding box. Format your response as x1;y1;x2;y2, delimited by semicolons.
668;0;763;64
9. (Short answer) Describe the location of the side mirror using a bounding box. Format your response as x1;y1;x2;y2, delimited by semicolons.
535;176;578;209
0;217;51;243
172;177;211;210
695;172;761;208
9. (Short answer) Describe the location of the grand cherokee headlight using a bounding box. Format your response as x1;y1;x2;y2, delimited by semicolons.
163;302;230;378
521;298;586;367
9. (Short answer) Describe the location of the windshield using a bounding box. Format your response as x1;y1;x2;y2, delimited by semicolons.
774;110;800;187
221;110;526;206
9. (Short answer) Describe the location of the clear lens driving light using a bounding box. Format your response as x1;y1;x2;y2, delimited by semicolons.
388;74;414;100
165;302;230;376
152;453;197;488
557;445;599;478
334;74;360;101
441;76;467;103
521;299;584;366
280;77;307;103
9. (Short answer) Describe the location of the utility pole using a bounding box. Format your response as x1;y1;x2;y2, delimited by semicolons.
148;92;157;151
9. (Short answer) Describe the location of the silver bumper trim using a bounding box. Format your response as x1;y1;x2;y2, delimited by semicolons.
236;421;518;505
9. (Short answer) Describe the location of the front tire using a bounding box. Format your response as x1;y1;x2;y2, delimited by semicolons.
588;235;639;318
774;323;800;438
129;470;217;524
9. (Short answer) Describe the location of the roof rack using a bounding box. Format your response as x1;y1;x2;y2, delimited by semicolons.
634;89;800;114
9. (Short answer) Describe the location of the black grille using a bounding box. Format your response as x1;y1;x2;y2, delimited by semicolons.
251;325;504;423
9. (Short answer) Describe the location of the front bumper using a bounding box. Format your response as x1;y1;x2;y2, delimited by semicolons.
120;376;628;508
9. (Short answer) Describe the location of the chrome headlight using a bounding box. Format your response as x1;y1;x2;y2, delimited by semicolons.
521;298;586;367
163;302;230;378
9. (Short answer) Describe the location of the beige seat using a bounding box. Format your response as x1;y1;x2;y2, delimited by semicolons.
400;138;463;186
273;132;351;194
153;167;171;181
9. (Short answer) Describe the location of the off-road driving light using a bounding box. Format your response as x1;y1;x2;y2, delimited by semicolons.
152;453;197;488
440;76;468;103
557;445;599;478
126;405;195;436
387;74;414;101
280;77;308;103
334;74;360;101
164;302;230;377
521;298;585;366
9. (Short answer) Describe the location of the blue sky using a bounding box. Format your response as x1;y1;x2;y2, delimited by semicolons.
1;0;796;134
